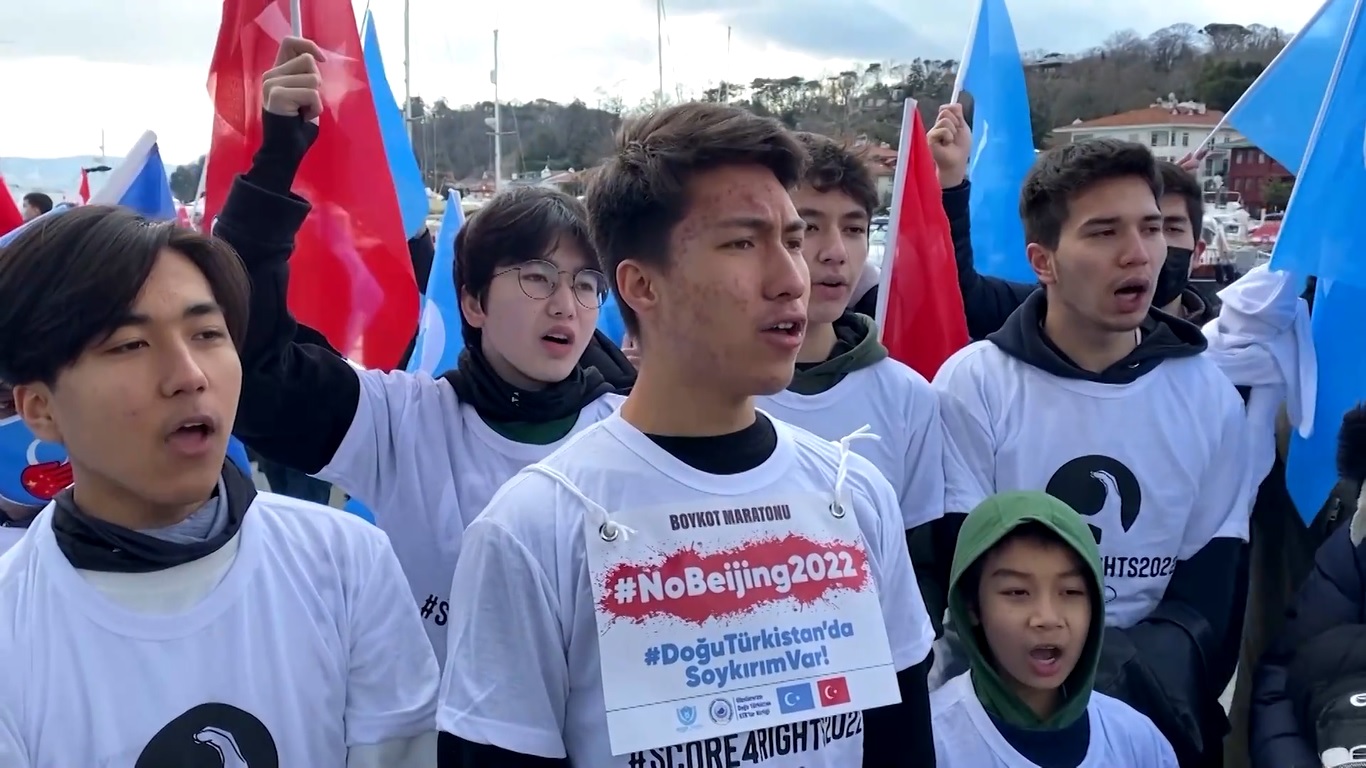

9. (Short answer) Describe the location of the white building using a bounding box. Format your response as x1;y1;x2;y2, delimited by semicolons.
1050;97;1243;188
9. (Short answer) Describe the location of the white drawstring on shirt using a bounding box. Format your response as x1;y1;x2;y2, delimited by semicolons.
527;463;636;542
831;424;881;518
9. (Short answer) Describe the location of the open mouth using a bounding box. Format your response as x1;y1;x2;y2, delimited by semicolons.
1114;278;1149;298
1029;645;1062;662
541;333;571;346
170;418;217;440
763;320;804;337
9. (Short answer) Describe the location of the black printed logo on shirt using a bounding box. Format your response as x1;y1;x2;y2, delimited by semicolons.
136;703;278;768
1045;454;1142;548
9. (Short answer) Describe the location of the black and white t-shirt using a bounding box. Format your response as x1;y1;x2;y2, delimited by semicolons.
319;369;623;662
0;493;438;765
437;413;932;766
934;341;1252;626
759;360;947;531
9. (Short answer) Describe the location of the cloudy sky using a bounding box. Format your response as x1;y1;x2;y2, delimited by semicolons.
0;0;1313;163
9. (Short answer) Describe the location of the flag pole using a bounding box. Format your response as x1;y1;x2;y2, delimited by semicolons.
289;0;302;35
404;0;414;145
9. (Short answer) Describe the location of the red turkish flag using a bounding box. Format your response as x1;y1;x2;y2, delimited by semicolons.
875;100;969;378
204;0;417;369
0;175;22;237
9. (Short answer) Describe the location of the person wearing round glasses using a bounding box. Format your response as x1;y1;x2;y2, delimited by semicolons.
211;36;632;673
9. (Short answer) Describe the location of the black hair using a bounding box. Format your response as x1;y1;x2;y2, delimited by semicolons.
453;186;595;348
22;192;53;215
0;205;250;385
959;521;1079;612
585;101;807;335
1020;138;1163;249
792;132;879;218
1157;161;1204;241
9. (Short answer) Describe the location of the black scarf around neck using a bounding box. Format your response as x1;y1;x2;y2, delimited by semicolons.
51;461;256;573
442;343;614;423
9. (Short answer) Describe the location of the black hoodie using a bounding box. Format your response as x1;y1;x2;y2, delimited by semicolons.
981;292;1248;766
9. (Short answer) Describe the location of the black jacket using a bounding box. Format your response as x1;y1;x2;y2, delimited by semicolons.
1252;405;1366;767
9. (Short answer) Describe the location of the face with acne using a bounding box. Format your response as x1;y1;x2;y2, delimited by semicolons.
971;529;1091;719
13;248;240;521
632;164;810;397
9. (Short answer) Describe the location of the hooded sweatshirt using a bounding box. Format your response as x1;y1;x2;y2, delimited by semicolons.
948;491;1104;765
933;491;1177;768
787;311;887;395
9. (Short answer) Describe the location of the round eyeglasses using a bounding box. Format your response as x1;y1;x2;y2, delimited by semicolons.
495;260;610;309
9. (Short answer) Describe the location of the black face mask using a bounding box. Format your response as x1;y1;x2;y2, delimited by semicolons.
1153;246;1194;309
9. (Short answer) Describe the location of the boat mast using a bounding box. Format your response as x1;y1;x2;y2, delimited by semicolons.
655;0;665;106
492;29;502;193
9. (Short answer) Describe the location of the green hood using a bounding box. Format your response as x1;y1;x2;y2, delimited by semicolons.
949;491;1105;730
787;311;887;395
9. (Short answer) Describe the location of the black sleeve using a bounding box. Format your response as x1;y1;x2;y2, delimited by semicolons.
908;513;966;638
1250;523;1364;768
437;732;570;768
941;181;1037;340
409;227;436;295
862;655;934;767
1096;537;1248;760
214;111;361;475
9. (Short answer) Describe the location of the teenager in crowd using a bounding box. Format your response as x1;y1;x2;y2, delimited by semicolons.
1250;404;1366;768
933;139;1251;767
437;102;935;767
932;490;1176;767
929;104;1218;340
757;130;952;632
213;38;628;663
0;206;437;765
20;192;52;222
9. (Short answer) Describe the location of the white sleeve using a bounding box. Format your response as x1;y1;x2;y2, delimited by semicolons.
931;350;996;512
1180;389;1253;557
0;702;26;768
898;373;948;531
319;369;456;531
344;531;441;746
864;464;934;670
437;514;569;758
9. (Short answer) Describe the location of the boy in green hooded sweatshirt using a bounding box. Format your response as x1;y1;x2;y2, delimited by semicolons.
931;491;1176;767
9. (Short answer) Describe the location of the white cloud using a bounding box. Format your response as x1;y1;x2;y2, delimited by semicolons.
0;0;1322;165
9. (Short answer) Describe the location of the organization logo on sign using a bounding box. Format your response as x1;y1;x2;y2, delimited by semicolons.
708;698;734;725
675;705;699;733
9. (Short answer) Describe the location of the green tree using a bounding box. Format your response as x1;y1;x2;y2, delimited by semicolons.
1262;179;1293;211
169;156;205;203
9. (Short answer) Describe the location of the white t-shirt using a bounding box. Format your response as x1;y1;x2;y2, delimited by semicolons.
0;525;26;556
759;360;947;531
437;411;933;767
930;672;1177;767
0;492;438;766
933;342;1252;627
319;368;623;661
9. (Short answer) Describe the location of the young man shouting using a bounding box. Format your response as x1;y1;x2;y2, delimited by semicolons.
438;103;935;767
